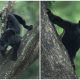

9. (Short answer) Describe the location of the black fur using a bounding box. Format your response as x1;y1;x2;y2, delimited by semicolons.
47;9;80;69
0;13;33;60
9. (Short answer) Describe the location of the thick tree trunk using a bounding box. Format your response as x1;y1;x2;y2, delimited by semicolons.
41;1;76;79
0;25;39;79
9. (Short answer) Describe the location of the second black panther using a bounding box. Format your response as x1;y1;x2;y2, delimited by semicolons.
0;13;33;60
47;9;80;69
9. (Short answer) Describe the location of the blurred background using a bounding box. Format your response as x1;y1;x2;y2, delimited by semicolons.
0;1;39;79
49;1;80;78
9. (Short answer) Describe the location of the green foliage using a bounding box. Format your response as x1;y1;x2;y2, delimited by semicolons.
50;1;80;78
13;1;39;36
0;1;39;36
14;1;39;25
0;1;39;79
17;59;39;79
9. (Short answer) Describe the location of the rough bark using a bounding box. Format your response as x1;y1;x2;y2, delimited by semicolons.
0;1;39;79
0;25;39;79
41;1;76;79
1;1;14;35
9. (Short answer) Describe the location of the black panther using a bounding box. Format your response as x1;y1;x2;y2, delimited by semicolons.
47;9;80;69
0;13;33;60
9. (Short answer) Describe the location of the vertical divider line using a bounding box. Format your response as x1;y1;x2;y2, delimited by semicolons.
39;1;41;79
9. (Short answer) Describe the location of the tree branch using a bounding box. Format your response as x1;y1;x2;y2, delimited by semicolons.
0;25;39;79
0;1;39;79
41;2;76;79
0;1;15;35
